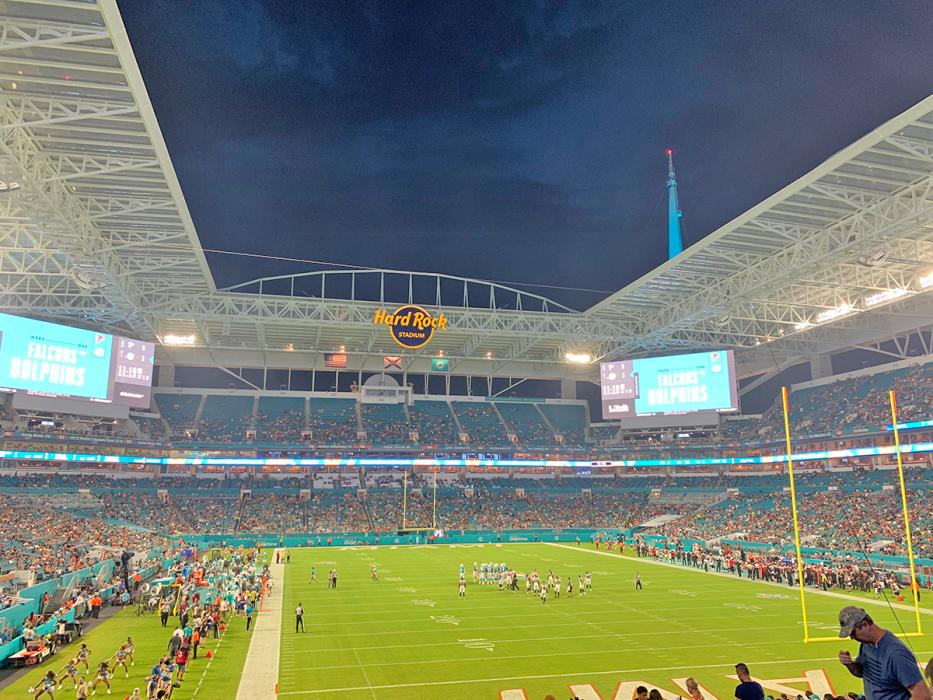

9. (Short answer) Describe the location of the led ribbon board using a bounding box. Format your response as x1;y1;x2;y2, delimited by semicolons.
1;441;930;468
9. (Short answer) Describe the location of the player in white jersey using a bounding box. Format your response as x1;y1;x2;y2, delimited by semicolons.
459;574;466;598
539;585;547;604
554;575;561;598
472;562;478;583
585;571;592;591
578;574;585;596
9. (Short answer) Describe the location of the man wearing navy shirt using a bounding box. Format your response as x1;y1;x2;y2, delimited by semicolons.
837;606;930;700
734;663;765;700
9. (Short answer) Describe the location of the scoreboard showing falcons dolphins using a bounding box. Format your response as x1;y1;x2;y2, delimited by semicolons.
600;349;738;419
0;312;154;408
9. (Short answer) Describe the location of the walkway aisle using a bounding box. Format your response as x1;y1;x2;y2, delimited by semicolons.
235;560;285;700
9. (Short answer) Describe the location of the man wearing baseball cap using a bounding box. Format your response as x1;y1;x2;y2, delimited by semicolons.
837;606;930;700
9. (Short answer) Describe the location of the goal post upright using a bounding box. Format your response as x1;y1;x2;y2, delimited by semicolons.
785;386;924;643
889;389;924;636
402;471;408;530
432;467;438;530
782;385;812;642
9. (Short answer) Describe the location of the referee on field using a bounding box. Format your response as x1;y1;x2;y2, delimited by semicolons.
295;603;305;633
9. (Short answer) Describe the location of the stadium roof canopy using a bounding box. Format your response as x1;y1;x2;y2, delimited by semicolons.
0;0;931;384
588;94;933;378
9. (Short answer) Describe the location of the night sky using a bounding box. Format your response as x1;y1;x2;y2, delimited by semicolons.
121;1;933;310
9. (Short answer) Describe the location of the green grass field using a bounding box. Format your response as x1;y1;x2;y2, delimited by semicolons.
2;603;251;699
279;543;932;700
4;544;928;700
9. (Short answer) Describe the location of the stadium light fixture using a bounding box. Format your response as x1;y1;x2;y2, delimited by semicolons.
919;270;933;290
161;334;196;346
0;180;20;193
815;303;852;324
793;320;812;331
565;352;592;364
70;267;105;291
863;288;912;308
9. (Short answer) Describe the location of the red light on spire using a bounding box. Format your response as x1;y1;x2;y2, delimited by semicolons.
665;148;673;156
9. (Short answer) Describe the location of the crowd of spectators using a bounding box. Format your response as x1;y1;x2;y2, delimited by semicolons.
254;410;305;443
0;461;931;580
307;399;358;445
132;416;168;441
407;400;461;445
454;403;510;445
253;396;306;443
0;495;168;582
193;396;254;444
359;403;414;445
727;363;933;444
496;403;558;446
655;481;933;557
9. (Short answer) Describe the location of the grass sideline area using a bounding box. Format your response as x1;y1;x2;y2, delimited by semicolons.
2;604;252;699
278;543;933;700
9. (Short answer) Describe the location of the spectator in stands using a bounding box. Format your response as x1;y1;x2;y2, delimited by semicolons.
686;677;705;700
837;606;930;700
735;663;765;700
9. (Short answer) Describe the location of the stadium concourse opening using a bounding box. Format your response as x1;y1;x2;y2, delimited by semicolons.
0;0;933;699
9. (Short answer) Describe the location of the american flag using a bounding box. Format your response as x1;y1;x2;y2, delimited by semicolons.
324;352;348;369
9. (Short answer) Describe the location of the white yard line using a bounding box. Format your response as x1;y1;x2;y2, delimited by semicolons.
350;647;378;700
279;634;850;673
274;653;933;696
287;620;808;652
190;634;224;697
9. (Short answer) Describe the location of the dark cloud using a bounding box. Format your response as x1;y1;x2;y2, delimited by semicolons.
120;0;933;309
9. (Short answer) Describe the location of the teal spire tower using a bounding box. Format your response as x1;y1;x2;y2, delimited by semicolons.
666;149;683;259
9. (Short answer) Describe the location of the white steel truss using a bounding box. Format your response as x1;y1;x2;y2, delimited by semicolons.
0;1;930;383
588;93;933;373
0;0;214;341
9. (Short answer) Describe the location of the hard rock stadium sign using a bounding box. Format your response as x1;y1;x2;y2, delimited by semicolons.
373;304;448;349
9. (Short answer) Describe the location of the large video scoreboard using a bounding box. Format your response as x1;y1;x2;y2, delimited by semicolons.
600;349;738;420
0;312;154;408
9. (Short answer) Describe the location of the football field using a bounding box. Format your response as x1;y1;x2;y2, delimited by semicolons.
0;601;251;699
279;543;933;699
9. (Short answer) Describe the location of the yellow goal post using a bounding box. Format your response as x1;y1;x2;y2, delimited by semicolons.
782;386;924;643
